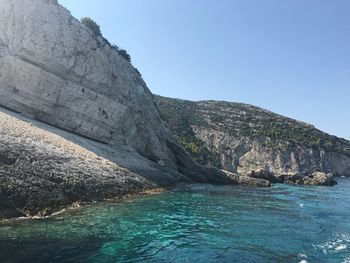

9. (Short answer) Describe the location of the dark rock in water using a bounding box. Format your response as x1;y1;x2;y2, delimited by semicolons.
221;170;271;187
303;172;337;186
277;173;306;185
277;172;337;186
244;169;283;184
240;169;337;186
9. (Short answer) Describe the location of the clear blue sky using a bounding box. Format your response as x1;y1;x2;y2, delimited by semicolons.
59;0;349;140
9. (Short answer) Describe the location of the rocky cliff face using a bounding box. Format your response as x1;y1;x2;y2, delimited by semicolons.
155;96;350;183
0;0;173;164
0;0;224;181
0;0;253;219
0;107;203;219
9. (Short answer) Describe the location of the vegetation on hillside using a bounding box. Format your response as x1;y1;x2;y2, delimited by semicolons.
80;17;102;37
155;96;350;161
154;96;221;167
112;45;132;63
81;19;133;64
118;49;131;63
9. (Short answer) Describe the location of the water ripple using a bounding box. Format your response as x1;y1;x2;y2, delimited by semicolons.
0;179;350;262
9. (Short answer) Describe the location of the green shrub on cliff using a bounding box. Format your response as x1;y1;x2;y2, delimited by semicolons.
81;17;102;37
112;45;132;63
118;49;131;63
155;95;350;159
177;135;222;168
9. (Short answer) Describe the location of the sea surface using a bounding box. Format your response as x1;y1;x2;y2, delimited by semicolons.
1;178;350;263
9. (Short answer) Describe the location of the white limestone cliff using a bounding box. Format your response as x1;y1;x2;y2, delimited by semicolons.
0;0;177;166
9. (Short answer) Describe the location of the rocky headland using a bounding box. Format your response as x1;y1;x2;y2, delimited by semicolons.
155;96;350;186
0;0;345;220
0;0;269;220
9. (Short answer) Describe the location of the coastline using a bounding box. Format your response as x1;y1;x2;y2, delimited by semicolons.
0;106;191;221
0;186;169;224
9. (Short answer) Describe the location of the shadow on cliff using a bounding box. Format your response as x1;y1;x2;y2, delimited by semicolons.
0;106;233;187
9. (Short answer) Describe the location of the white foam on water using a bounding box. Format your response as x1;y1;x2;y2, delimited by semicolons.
298;253;308;263
342;256;350;263
335;244;347;251
313;233;350;254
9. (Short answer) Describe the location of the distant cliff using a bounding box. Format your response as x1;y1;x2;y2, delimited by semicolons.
155;96;350;183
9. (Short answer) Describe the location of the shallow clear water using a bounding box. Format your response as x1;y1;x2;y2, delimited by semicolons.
1;179;350;263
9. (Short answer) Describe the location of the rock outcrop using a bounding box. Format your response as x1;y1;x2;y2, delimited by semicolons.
0;108;189;219
155;96;350;185
245;169;337;186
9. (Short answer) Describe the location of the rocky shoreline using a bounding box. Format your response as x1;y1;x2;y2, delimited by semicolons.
243;169;337;186
0;186;168;224
0;107;271;220
0;108;169;220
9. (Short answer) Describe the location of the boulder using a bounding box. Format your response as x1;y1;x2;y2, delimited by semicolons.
244;169;283;184
278;172;337;186
303;172;337;186
221;170;271;187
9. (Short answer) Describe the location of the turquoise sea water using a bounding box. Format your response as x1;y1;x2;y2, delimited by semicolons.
1;179;350;263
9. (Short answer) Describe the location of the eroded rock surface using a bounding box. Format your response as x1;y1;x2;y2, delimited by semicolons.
0;0;179;169
0;109;160;219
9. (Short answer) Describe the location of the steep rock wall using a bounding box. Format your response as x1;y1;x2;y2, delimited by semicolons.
0;0;241;190
0;0;176;165
192;126;350;177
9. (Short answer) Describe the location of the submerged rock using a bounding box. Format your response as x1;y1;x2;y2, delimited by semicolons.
244;169;283;184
